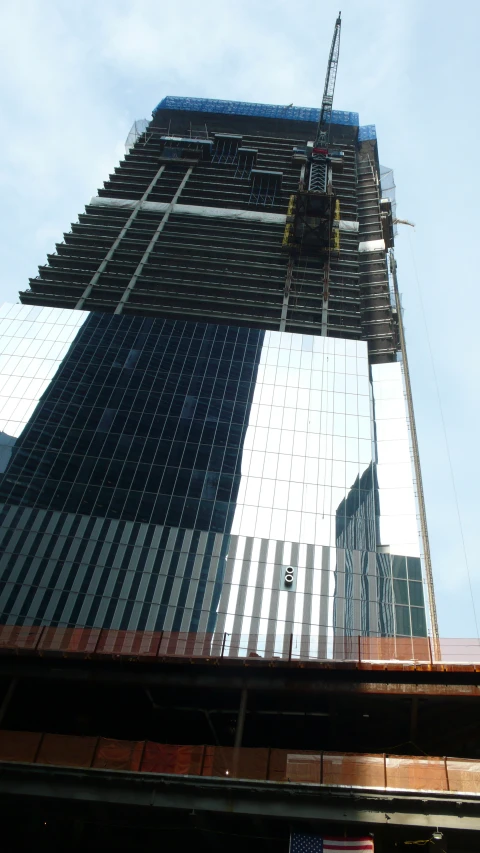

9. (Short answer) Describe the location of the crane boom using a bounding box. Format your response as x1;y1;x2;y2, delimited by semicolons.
315;12;342;147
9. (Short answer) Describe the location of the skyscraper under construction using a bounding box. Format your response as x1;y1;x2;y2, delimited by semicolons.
6;16;480;853
0;19;435;652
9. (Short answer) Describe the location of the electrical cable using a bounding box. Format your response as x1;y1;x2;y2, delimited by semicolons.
406;230;480;640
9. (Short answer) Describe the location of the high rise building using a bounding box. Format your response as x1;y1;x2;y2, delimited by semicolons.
4;21;480;853
0;93;434;649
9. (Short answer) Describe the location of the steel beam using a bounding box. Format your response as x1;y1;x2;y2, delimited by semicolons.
1;764;480;832
0;659;479;698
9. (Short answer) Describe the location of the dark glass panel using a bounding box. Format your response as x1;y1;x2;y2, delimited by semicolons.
407;557;422;580
196;499;213;529
393;579;409;605
137;493;155;523
392;555;407;579
395;605;411;637
165;496;184;527
408;581;425;607
410;607;427;637
174;468;192;497
117;462;139;490
180;498;199;529
151;494;170;526
145;466;164;493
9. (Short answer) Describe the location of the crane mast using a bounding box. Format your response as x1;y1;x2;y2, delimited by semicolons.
315;12;342;148
309;12;342;192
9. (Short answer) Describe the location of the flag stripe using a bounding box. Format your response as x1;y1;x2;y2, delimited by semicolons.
291;832;373;853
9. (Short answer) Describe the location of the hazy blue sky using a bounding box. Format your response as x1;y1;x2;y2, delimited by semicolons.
1;0;479;636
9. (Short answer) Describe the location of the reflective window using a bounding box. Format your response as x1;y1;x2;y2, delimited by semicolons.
0;305;427;639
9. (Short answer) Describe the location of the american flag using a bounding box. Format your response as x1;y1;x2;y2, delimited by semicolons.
291;833;374;853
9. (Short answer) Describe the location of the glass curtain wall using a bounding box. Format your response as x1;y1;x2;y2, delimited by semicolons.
0;303;427;640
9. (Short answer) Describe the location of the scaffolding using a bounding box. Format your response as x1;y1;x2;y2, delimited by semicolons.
153;95;359;125
125;119;150;153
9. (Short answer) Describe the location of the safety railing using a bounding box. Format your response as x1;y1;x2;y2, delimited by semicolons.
1;625;480;666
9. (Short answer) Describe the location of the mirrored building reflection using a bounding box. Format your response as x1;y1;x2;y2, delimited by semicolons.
0;96;432;649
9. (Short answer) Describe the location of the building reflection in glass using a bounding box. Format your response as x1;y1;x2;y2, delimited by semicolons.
0;303;427;641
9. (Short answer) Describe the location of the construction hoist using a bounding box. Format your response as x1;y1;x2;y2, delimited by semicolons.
282;13;342;334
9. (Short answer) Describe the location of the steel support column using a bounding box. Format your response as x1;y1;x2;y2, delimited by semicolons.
390;249;438;647
233;687;248;776
114;167;193;315
75;165;166;310
279;258;294;332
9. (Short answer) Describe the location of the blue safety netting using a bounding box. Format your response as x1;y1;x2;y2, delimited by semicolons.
153;96;359;127
358;125;376;141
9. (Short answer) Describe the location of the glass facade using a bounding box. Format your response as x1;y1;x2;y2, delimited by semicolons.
0;306;419;555
0;303;427;640
0;308;262;532
0;305;87;466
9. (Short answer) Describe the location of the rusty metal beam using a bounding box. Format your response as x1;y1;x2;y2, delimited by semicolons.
2;763;480;832
0;658;479;697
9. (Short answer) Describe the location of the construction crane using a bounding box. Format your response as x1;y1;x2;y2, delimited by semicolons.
315;12;342;148
283;12;343;334
310;12;342;192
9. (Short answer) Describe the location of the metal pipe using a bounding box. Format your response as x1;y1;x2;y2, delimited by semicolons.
234;688;248;750
143;703;330;717
233;687;248;778
410;696;419;743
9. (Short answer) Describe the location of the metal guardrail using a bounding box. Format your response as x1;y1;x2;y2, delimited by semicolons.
1;626;480;666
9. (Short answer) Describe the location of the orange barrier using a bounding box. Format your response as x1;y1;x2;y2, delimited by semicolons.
1;625;480;666
0;729;42;763
3;729;480;794
142;743;204;775
202;746;269;780
96;630;161;658
447;759;480;794
36;733;97;768
323;753;385;788
386;756;448;792
38;627;101;656
93;738;144;772
268;749;323;783
0;626;44;652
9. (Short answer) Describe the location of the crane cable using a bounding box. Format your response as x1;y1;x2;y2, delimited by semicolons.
406;229;480;641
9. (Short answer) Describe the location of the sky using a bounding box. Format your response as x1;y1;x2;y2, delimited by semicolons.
0;0;479;637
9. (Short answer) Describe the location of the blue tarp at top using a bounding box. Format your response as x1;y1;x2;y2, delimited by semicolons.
153;96;359;127
358;125;377;141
